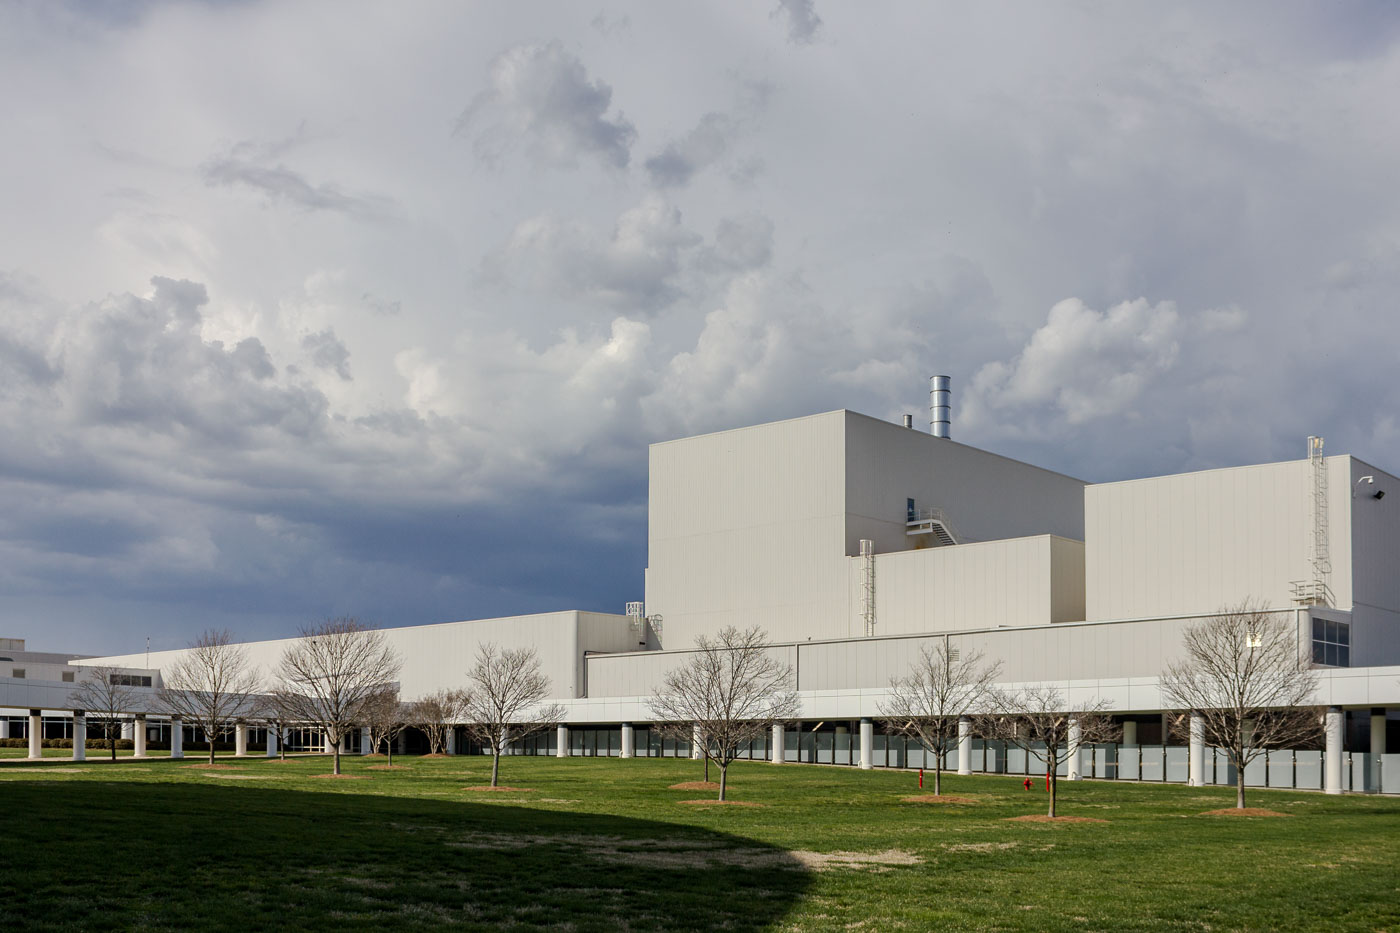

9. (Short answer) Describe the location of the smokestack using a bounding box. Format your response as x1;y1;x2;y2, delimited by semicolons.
929;375;951;438
902;414;913;429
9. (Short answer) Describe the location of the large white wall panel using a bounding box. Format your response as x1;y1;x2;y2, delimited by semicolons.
585;644;797;700
646;412;849;647
843;413;1086;555
77;611;630;701
647;410;1086;648
790;613;1301;694
1086;458;1354;621
844;535;1082;635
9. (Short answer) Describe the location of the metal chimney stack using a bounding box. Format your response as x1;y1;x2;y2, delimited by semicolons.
929;375;951;438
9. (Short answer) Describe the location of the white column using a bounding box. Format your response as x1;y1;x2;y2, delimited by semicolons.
445;727;457;756
235;722;248;757
1068;718;1083;781
1122;720;1138;746
691;722;702;760
170;718;184;759
1188;712;1205;786
859;718;873;770
0;716;9;739
771;723;785;764
266;726;279;757
621;722;634;759
556;724;569;758
72;711;86;761
360;726;372;755
1371;709;1386;793
120;719;134;741
1325;706;1344;795
28;710;42;759
957;716;973;775
134;715;147;758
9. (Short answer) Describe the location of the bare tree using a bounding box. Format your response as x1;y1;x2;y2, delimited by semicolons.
650;626;800;801
880;642;1001;796
275;618;403;775
68;667;138;761
160;630;262;764
982;685;1115;817
1161;601;1321;809
461;644;565;787
409;688;469;756
360;688;410;765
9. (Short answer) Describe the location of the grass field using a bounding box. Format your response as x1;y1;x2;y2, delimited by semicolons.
2;753;1397;932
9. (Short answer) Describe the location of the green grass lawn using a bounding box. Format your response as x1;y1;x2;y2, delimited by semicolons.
2;754;1397;931
1;746;175;760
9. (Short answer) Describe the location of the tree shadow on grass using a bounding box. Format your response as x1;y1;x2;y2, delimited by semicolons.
0;781;811;931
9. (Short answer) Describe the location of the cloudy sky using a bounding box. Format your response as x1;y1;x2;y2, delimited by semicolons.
4;1;1400;654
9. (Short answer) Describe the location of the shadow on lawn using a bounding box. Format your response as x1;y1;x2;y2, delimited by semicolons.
0;780;811;932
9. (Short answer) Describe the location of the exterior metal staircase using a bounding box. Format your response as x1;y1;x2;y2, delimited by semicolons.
906;507;959;545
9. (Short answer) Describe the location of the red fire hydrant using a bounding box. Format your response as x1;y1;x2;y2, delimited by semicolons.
1023;777;1033;791
918;769;924;789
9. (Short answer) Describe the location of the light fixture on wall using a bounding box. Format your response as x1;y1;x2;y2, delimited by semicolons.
1354;475;1385;499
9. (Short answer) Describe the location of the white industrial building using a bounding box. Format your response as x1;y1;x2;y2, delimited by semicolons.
4;379;1398;793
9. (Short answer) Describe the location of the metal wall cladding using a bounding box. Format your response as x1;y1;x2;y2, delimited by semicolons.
646;410;1088;648
793;615;1211;692
1085;457;1355;622
76;611;634;702
1349;458;1400;665
843;412;1087;553
646;412;850;648
584;644;797;700
843;534;1085;635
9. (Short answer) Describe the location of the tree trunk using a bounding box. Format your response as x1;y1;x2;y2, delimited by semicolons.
333;742;341;775
110;732;117;761
491;749;501;787
704;752;710;782
1236;765;1246;809
1047;753;1057;818
719;763;728;801
386;740;393;766
933;764;942;796
208;736;216;765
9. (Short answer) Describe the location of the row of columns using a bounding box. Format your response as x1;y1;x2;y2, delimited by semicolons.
15;711;293;761
10;709;1385;790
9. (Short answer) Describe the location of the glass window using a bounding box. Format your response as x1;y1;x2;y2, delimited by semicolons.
1311;618;1351;667
61;671;75;683
12;668;23;678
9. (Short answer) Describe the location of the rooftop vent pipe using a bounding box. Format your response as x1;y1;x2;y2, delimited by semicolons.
929;375;951;438
902;414;913;429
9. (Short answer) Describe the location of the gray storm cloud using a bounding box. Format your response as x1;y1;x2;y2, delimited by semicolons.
3;2;1400;652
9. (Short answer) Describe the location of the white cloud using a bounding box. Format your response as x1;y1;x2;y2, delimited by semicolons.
458;40;636;170
965;298;1185;425
484;196;714;312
